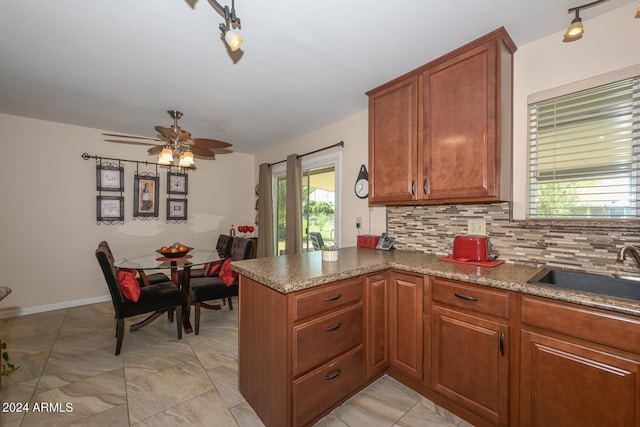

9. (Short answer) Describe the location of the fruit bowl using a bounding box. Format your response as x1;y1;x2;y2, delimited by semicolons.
156;246;193;258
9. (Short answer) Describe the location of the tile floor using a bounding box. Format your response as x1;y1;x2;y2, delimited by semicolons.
0;299;473;426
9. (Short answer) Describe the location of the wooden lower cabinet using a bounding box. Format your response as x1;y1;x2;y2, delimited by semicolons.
239;275;365;427
364;273;389;379
430;278;510;426
520;295;640;427
520;331;639;427
389;271;424;380
240;271;640;427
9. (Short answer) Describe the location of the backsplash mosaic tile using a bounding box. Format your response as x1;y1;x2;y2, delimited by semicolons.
387;203;640;278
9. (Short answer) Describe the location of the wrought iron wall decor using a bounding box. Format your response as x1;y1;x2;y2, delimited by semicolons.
167;198;188;222
134;173;160;219
83;153;191;224
97;196;124;222
167;171;188;195
96;165;124;192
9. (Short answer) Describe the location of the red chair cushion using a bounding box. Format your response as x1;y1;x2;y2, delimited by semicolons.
206;260;224;277
219;258;238;286
117;269;141;302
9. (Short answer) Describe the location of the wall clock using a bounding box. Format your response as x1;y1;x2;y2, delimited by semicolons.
354;165;369;199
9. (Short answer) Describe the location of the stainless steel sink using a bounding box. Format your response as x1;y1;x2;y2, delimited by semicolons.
528;268;640;302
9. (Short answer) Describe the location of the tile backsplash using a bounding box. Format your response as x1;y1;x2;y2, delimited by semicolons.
387;203;640;278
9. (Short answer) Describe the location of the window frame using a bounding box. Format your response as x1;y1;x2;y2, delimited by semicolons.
526;65;640;222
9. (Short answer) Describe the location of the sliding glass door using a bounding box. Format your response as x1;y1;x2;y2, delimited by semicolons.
273;153;340;255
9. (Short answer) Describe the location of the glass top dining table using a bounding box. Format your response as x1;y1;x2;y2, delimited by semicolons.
114;250;221;271
114;250;222;334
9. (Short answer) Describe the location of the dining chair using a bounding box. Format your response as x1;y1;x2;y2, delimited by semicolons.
188;237;254;334
95;244;184;355
309;231;324;251
182;234;235;279
98;241;170;286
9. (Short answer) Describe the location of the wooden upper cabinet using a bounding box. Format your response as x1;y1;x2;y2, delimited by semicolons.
368;76;419;203
367;27;516;205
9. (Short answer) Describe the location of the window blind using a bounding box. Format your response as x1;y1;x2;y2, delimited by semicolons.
528;76;640;219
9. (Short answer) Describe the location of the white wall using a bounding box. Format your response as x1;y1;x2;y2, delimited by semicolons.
0;114;255;317
253;110;387;249
512;2;640;219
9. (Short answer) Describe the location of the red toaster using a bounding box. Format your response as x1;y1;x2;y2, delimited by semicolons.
453;236;492;262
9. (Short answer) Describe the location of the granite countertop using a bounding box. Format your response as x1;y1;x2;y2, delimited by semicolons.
232;246;640;317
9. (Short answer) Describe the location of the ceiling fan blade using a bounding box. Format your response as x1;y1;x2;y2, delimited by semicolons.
155;126;191;141
190;146;216;159
191;138;233;149
105;139;160;147
102;133;162;142
147;145;163;155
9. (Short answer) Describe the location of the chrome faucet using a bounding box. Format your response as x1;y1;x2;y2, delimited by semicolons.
616;245;640;269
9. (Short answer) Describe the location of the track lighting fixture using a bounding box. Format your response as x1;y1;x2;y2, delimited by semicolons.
563;0;609;42
210;0;243;51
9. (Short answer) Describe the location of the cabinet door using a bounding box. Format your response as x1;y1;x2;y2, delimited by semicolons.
422;40;498;201
431;306;509;426
364;273;389;379
520;331;639;427
389;272;423;380
368;76;419;203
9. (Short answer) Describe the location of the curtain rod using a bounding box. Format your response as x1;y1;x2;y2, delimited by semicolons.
267;141;344;167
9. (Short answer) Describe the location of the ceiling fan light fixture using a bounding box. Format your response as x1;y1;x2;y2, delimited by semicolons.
160;147;174;164
179;151;195;167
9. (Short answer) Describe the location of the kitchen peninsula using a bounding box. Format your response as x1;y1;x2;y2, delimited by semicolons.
232;247;640;427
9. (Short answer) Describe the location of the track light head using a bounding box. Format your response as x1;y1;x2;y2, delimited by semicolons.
563;13;584;42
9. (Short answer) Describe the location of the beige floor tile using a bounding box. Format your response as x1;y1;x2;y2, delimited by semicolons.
0;297;462;427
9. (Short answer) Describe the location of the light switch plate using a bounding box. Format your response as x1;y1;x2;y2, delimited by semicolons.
468;219;487;236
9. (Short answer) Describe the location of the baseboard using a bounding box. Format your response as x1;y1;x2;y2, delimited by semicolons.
0;295;111;319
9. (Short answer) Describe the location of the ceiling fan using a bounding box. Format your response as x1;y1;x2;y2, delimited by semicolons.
103;110;232;167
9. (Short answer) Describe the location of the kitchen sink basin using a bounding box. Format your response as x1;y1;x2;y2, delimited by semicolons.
528;268;640;302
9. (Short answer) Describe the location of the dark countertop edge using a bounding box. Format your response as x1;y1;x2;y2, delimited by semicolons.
232;249;640;318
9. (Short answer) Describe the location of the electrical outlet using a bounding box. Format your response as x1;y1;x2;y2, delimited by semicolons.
356;216;362;228
468;219;487;236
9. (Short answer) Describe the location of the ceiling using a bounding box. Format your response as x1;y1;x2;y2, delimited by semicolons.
0;0;634;155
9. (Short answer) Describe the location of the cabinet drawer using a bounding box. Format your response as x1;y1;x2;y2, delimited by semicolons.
293;346;364;427
292;277;363;322
521;296;640;354
293;303;363;376
432;278;509;319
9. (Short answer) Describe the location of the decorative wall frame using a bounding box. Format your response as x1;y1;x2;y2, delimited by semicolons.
97;196;124;222
168;172;188;195
96;165;124;192
167;198;188;221
134;174;159;218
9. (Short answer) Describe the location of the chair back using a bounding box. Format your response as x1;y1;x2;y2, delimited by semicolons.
309;232;324;250
95;244;126;315
230;237;254;261
216;234;234;258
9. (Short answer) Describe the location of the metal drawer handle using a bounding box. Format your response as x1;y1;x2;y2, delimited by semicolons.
324;323;342;332
325;294;342;302
454;293;478;302
423;178;427;195
325;369;342;381
411;180;415;196
500;332;505;356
